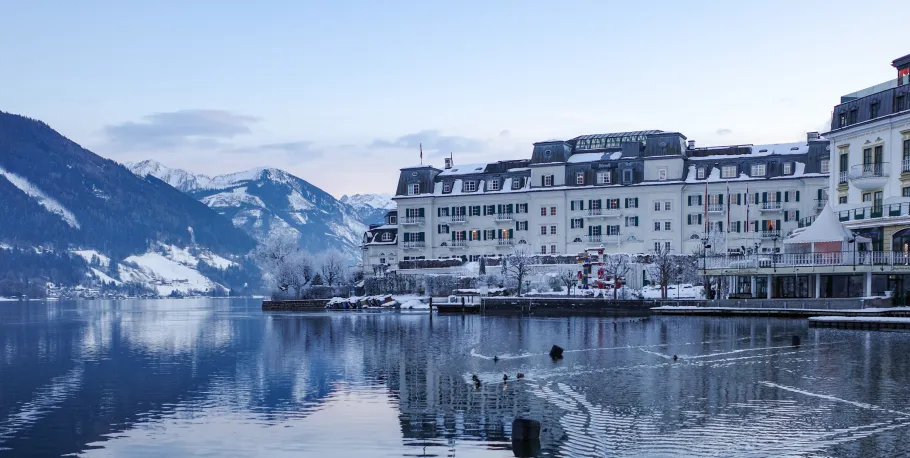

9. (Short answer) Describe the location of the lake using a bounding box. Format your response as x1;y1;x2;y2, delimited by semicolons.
2;299;910;457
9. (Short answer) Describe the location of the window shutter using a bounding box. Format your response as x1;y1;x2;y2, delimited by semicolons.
625;198;630;208
762;192;768;202
687;214;691;225
776;219;781;231
719;222;723;232
417;208;424;217
796;191;800;202
404;233;410;242
817;189;822;200
688;196;692;206
784;192;790;202
718;194;723;205
509;229;513;239
776;191;781;202
451;231;455;241
541;175;545;187
784;212;789;222
698;214;703;225
796;210;800;221
588;225;592;236
580;219;584;228
437;208;442;217
483;230;487;240
570;219;575;229
418;232;425;242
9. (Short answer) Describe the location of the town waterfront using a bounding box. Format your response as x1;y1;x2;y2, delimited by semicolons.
3;299;910;457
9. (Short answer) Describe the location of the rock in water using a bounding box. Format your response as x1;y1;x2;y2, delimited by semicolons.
549;345;564;360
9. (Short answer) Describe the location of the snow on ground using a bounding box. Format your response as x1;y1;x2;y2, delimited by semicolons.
0;165;80;228
286;190;314;211
122;253;223;296
201;186;265;208
90;268;121;285
71;249;111;267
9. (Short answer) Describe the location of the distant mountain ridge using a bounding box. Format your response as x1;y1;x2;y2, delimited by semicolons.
340;193;395;226
0;111;258;295
128;160;384;261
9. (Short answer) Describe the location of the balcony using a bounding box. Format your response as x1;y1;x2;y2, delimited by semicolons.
904;159;910;174
760;230;781;239
494;213;514;222
448;240;467;249
448;214;467;224
704;251;910;271
707;204;725;213
402;241;426;249
838;171;848;185
401;216;425;226
584;208;620;218
496;239;514;247
586;235;603;243
759;202;782;212
848;163;889;191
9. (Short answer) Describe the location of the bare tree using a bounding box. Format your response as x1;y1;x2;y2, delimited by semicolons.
503;245;535;296
252;232;301;293
320;250;346;287
646;245;676;299
603;253;633;300
553;267;578;295
286;251;315;298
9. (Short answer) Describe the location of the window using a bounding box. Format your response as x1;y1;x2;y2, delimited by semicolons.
721;165;736;178
658;168;668;181
904;187;910;198
862;192;872;202
511;177;522;190
687;214;702;226
751;164;766;177
839;196;847;204
783;162;792;175
654;221;661;231
541;245;547;254
597;172;611;184
543;175;553;186
849;109;857;124
625;216;638;227
898;95;906;112
463;181;477;192
606;225;620;236
484;229;496;240
389;215;397;224
622;169;633;183
839;152;849;183
442;182;452;193
654;242;661;252
469;206;481;216
697;167;706;179
469;230;480;241
576;172;584;185
870;102;880;119
570;218;583;229
489;179;500;191
654;201;661;211
821;159;830;174
517;203;528;213
550;225;557;235
540;225;547;235
665;201;671;211
664;221;672;231
625;198;638;208
550;245;557;254
438;207;449;217
437;225;449;235
540;206;547;216
382;232;393;241
408;183;420;195
517;221;528;231
550;206;557;216
665;241;671;251
839;112;848;127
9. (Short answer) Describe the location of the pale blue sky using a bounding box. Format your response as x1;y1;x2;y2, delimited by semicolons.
1;0;906;196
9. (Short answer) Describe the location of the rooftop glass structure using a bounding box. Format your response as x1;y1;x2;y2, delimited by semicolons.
570;130;663;151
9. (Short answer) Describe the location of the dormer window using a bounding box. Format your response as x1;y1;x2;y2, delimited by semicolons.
783;162;792;175
622;169;633;184
751;164;766;177
489;179;500;191
597;172;610;184
544;150;552;160
463;181;477;192
696;167;705;179
442;182;452;193
381;232;393;242
512;177;522;189
576;172;584;185
388;215;397;224
543;175;553;186
721;165;736;178
658;168;668;181
408;183;420;195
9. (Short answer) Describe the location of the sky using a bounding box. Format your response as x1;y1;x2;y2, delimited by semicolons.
1;0;907;198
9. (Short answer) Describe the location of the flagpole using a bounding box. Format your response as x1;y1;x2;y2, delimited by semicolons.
725;181;730;256
420;143;423;165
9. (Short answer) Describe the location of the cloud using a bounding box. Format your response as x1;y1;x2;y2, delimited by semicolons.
716;128;733;135
104;109;260;151
499;129;511;138
369;130;486;155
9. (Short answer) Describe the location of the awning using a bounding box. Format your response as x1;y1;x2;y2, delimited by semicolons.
785;203;855;244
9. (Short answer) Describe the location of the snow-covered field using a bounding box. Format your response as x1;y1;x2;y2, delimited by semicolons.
0;165;80;228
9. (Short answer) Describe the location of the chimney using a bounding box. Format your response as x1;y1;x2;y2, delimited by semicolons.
687;140;696;150
807;132;820;142
444;157;453;169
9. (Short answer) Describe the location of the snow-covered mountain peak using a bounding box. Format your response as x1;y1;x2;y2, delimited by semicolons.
340;193;396;211
127;159;213;192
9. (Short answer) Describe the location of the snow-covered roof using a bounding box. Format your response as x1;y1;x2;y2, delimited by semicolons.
785;204;853;244
566;151;623;163
438;163;489;176
688;142;809;161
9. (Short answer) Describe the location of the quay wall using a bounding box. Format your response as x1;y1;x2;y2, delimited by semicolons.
262;299;328;311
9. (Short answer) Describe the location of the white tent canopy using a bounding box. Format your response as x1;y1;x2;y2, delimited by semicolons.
785;203;870;250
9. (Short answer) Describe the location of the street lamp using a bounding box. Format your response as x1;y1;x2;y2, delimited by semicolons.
701;237;712;298
848;237;856;271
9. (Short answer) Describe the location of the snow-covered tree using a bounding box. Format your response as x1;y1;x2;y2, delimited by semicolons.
603;253;633;300
320;250;346;287
646;245;676;299
503;245;535;296
478;256;487;275
286;251;315;298
252;232;301;293
553;267;578;296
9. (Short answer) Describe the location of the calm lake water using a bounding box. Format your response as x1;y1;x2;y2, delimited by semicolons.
2;299;910;457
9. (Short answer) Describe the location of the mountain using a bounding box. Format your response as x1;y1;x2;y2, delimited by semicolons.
340;193;395;226
0;111;259;296
128;160;368;261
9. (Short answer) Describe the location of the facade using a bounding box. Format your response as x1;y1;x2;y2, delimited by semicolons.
365;131;829;280
362;210;398;275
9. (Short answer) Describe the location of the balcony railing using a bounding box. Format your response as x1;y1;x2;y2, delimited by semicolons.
703;251;910;270
494;213;514;221
496;239;514;247
586;235;603;243
849;162;889;180
401;216;425;225
449;240;467;248
586;208;620;217
904;159;910;173
760;230;781;239
707;204;725;213
402;241;426;249
759;202;782;211
814;199;827;211
448;214;467;224
797;216;816;228
838;171;848;185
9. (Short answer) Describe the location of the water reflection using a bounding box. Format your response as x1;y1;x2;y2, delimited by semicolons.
2;300;910;456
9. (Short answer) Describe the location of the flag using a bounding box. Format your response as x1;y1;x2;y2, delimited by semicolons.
726;181;731;254
420;143;423;164
745;184;750;233
704;181;709;236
